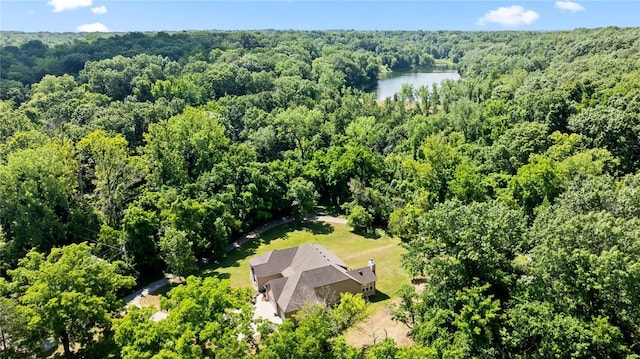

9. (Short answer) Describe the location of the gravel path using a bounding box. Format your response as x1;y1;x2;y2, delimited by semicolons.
304;214;347;224
124;214;346;307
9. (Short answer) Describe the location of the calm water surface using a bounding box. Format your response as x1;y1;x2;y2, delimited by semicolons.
375;70;460;100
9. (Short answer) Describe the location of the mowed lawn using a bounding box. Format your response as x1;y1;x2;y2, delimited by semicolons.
202;220;410;310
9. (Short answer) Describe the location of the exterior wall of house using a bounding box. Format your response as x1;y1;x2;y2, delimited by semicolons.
253;270;283;289
266;285;281;317
361;281;376;297
250;267;257;287
271;279;377;319
317;279;363;305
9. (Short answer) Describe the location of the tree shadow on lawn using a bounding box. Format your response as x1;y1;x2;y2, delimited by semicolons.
149;281;176;296
202;237;269;272
351;228;382;240
299;220;334;235
202;220;331;274
315;205;342;217
201;270;231;281
73;332;120;359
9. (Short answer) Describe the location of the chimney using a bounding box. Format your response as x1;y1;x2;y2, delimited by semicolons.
368;258;376;273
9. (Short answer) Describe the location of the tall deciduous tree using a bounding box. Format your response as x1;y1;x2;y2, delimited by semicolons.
121;205;162;276
402;200;527;297
8;243;135;359
158;227;196;276
144;107;229;188
286;177;319;219
525;209;640;350
114;276;253;359
77;130;146;226
0;296;32;356
0;100;32;142
258;293;367;359
489;121;550;175
0;138;79;267
418;133;463;202
274;106;324;160
508;154;563;218
568;105;640;173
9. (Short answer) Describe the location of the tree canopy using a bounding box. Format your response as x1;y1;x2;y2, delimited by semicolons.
0;27;639;357
6;243;134;358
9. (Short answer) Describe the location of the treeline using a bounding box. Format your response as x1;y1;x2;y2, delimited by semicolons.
0;31;111;48
0;27;639;358
1;29;445;98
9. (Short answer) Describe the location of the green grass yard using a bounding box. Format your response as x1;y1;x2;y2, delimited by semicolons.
140;220;413;348
202;220;410;312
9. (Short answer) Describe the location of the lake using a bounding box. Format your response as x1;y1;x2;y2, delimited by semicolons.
374;70;460;100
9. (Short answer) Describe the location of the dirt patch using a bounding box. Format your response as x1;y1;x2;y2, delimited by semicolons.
137;294;162;310
343;300;413;349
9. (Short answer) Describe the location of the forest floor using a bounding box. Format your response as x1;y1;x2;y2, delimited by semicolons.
342;297;413;348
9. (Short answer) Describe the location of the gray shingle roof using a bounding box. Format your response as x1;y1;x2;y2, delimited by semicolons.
280;265;352;313
346;266;377;284
249;243;349;279
249;246;298;278
250;243;377;315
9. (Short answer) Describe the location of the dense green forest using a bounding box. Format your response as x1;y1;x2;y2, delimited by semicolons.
0;27;639;358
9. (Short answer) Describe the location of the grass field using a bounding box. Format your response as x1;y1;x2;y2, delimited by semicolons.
202;220;410;311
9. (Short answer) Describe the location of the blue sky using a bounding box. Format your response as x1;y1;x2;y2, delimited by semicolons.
1;1;638;32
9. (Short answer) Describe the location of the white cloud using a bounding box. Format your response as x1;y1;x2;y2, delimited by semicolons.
48;0;92;13
555;1;585;12
77;22;110;32
91;5;107;14
477;5;540;27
